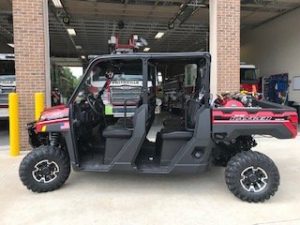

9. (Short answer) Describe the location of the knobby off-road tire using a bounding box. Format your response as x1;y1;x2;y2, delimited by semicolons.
225;151;280;202
19;146;70;193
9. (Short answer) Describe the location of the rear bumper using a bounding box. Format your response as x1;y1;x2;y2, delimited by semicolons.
213;122;297;140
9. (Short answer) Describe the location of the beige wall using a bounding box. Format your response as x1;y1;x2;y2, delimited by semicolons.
241;8;300;103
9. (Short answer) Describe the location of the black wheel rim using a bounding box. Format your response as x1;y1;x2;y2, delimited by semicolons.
32;160;60;183
240;166;268;193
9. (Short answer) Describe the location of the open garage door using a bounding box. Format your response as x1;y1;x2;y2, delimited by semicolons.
47;0;211;103
241;0;300;116
48;0;210;58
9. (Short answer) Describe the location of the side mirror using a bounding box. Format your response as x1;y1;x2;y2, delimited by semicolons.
209;93;215;105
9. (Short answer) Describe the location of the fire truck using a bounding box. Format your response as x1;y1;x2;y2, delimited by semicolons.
88;34;149;117
240;63;259;93
0;54;15;120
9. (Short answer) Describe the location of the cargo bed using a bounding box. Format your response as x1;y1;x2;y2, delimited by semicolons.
212;100;298;140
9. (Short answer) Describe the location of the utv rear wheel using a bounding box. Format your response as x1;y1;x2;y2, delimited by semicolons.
19;146;70;193
225;151;279;202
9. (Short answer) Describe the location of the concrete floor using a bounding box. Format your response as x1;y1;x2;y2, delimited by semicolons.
0;136;300;225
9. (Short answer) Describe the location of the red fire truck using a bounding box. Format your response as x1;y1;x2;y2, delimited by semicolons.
240;63;259;93
0;54;15;120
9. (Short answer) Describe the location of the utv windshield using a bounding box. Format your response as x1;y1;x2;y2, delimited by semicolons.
0;60;15;76
112;74;143;81
0;60;16;86
75;59;143;103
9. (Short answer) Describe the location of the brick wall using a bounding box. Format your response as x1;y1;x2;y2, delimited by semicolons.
216;0;241;93
12;0;47;150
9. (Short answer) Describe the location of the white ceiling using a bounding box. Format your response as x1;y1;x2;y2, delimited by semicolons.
1;0;300;59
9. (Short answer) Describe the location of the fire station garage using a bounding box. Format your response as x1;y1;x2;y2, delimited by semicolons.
1;0;299;149
1;1;300;224
1;0;240;149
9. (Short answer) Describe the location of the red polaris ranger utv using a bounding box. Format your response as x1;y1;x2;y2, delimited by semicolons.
19;52;298;202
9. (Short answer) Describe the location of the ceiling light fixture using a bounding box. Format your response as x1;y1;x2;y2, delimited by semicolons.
7;43;14;48
52;0;63;8
143;47;150;52
155;32;165;39
67;28;76;36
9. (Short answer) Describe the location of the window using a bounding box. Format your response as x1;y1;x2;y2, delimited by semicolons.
240;68;257;82
0;60;15;76
75;59;143;106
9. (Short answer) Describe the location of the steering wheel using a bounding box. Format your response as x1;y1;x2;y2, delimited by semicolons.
87;94;104;116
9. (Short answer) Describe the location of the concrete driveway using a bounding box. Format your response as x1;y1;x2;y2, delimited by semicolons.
0;136;300;225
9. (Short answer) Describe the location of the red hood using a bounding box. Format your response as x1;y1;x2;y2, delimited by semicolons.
39;104;69;121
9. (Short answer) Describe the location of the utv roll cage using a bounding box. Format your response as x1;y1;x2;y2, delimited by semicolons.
69;52;211;107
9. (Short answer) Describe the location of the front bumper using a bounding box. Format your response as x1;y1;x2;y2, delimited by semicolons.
0;107;8;120
27;122;41;147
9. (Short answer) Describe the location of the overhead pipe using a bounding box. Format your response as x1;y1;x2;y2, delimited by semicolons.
168;0;208;29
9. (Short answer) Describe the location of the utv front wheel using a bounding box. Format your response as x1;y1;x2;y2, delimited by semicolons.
225;151;279;202
19;146;70;193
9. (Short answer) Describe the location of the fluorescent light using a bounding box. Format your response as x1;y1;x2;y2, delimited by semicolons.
143;47;150;52
197;4;207;8
81;55;86;59
52;0;63;8
7;43;14;48
75;45;82;50
155;32;164;39
67;28;76;36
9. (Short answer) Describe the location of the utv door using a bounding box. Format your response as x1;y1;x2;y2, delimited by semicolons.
102;104;148;170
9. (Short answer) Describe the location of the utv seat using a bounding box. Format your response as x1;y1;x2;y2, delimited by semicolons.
115;103;155;132
163;99;201;131
115;117;134;128
102;124;132;138
162;118;184;129
102;105;147;164
158;129;193;166
185;99;202;130
160;129;193;140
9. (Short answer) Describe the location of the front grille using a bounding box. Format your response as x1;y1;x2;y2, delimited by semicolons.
0;94;8;105
0;87;14;94
112;106;136;118
113;106;136;113
110;86;142;105
0;87;15;105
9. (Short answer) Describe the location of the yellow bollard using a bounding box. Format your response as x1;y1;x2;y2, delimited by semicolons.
9;93;20;156
35;92;45;121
